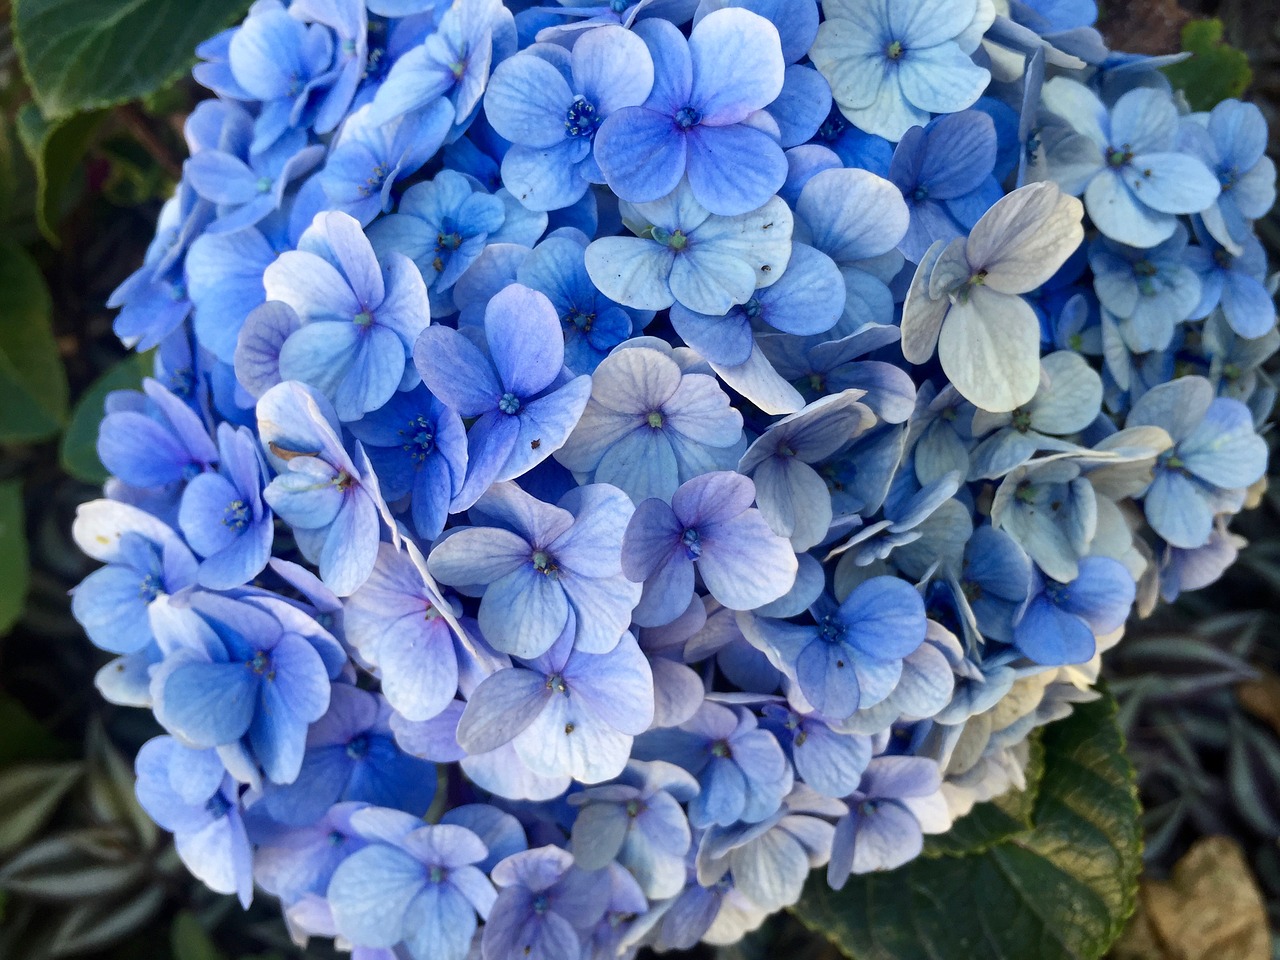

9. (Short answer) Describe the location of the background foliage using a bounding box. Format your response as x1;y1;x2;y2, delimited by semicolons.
0;0;1275;958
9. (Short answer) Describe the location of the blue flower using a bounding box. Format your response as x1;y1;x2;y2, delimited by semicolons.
482;846;608;960
257;381;388;595
259;685;437;826
632;700;792;827
413;283;592;510
743;577;926;719
1185;224;1277;340
347;387;467;540
952;525;1033;645
585;180;794;317
888;110;1003;262
368;169;507;300
668;240;845;366
622;471;798;626
71;500;197;655
990;458;1097;582
368;0;513;128
810;0;992;142
1127;376;1268;548
901;182;1084;412
186;130;325;235
253;802;369;905
567;760;698;898
1012;555;1134;664
265;211;430;421
827;756;948;886
761;705;871;799
345;542;467;722
696;785;845;911
454;619;654;784
515;235;640;374
738;391;875;551
326;811;496;960
1041;79;1220;247
177;423;273;589
98;378;218;491
429;481;640;657
187;221;285;363
554;341;743;503
1089;224;1202;352
593;9;787;215
318;102;453;225
135;736;253;906
485;25;655;211
1178;99;1277;255
151;591;340;784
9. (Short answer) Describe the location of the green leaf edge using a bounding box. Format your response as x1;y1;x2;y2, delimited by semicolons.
10;0;254;122
788;693;1143;960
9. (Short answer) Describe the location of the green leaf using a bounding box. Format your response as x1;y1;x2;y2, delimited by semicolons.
15;102;102;242
171;911;227;960
0;239;68;441
47;882;165;958
922;737;1045;857
1162;19;1253;112
0;693;70;766
13;0;253;120
790;695;1142;960
84;721;158;851
0;481;29;635
0;761;82;857
59;350;152;484
0;827;146;898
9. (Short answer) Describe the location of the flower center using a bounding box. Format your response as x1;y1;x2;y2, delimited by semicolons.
817;614;845;643
564;97;602;139
255;176;273;194
345;734;370;759
651;226;689;251
400;415;436;462
545;673;568;695
711;740;731;759
743;297;763;320
565;307;596;333
1011;408;1033;433
674;106;701;130
817;110;848;142
360;162;390;198
680;527;702;560
532;550;560;578
249;650;271;675
646;410;665;429
429;865;447;883
354;309;375;328
1105;145;1134;168
885;39;905;60
222;499;250;530
138;572;163;602
625;799;642;818
499;392;521;415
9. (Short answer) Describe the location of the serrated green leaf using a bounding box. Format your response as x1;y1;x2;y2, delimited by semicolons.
0;481;29;635
59;349;152;484
1162;19;1253;112
790;695;1142;960
14;102;102;242
172;911;227;960
922;736;1045;857
13;0;252;120
0;761;82;857
0;239;68;441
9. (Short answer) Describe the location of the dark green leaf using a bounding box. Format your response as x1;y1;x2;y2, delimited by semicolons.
172;910;227;960
0;481;29;635
1162;19;1253;112
0;693;71;765
14;102;101;242
0;761;82;857
0;239;68;441
922;736;1045;857
0;828;146;898
13;0;252;119
790;695;1142;960
59;349;152;484
46;882;165;957
84;720;158;850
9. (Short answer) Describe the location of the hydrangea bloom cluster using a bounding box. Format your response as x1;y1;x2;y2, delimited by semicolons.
77;0;1276;955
